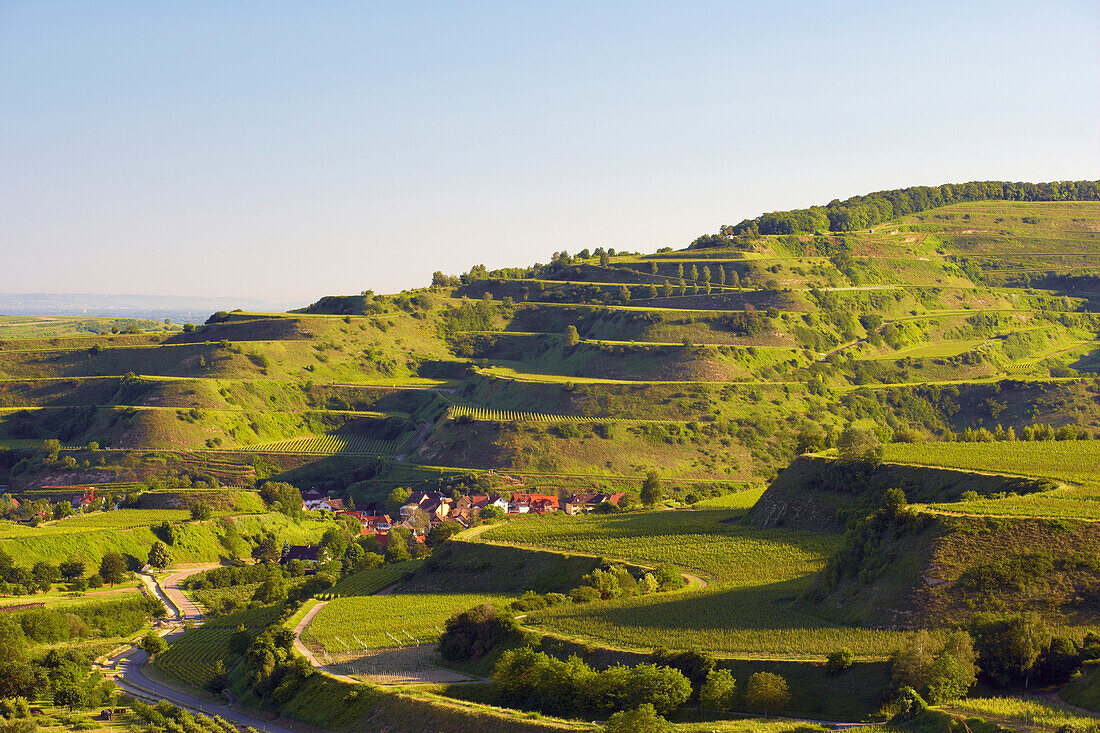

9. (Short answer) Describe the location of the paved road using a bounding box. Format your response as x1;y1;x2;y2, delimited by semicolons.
162;566;216;622
117;566;299;733
137;573;176;621
116;648;296;733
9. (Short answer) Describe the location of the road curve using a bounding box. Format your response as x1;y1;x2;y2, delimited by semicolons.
118;566;299;733
116;648;296;733
161;566;216;623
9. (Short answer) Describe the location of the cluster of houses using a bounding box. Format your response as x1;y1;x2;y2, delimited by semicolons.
297;487;626;542
2;486;106;524
68;487;98;511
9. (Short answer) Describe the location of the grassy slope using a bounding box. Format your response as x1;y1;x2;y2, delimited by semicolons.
5;198;1100;731
0;510;330;566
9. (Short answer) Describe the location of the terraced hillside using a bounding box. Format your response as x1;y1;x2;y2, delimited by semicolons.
24;182;1100;732
2;193;1099;507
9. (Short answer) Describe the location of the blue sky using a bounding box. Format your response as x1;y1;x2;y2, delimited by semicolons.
1;1;1097;304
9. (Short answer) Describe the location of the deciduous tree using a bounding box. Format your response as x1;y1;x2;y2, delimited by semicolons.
99;553;127;585
745;672;789;716
700;669;737;710
640;470;663;507
140;631;167;658
148;541;171;569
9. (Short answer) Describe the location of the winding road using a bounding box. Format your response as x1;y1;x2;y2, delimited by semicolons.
115;650;296;733
113;566;299;733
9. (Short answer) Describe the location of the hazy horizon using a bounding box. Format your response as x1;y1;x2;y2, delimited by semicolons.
3;1;1098;302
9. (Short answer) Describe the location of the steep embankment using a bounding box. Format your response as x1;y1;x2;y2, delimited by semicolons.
750;455;1100;629
808;511;1100;629
747;455;1053;532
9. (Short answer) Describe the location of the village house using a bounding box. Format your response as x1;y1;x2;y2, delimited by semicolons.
400;491;452;520
564;492;625;515
448;512;472;529
507;493;559;514
454;495;488;512
297;487;347;513
281;544;328;564
344;511;391;535
300;487;325;502
315;497;344;513
70;487;97;511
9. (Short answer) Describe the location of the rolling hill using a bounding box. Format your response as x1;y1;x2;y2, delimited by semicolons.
6;180;1100;730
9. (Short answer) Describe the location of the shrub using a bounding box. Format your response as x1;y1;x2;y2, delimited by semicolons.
699;669;737;710
493;648;690;717
438;603;522;662
510;591;547;612
653;563;684;592
569;586;600;604
745;672;789;715
649;648;715;693
141;631;168;658
189;502;213;521
827;647;855;676
605;704;671;733
892;687;928;721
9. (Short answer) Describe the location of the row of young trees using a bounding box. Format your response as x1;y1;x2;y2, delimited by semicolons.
953;422;1093;442
724;180;1100;236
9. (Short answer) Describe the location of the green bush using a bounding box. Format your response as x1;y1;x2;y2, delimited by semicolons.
826;647;855;676
493;647;691;717
438;603;522;662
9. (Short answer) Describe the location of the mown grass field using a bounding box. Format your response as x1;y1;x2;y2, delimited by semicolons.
0;583;142;608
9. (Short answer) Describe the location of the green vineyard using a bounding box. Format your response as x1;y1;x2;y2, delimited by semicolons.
329;560;422;598
241;434;398;455
154;625;234;689
154;606;278;690
308;592;509;651
178;451;257;482
447;403;675;424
